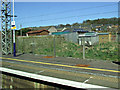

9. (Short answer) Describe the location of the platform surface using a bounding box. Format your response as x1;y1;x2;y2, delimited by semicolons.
0;53;119;89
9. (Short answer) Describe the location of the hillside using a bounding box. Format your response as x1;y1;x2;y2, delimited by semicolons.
82;17;118;25
16;17;118;36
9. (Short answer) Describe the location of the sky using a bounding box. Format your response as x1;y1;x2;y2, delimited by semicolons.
0;1;119;29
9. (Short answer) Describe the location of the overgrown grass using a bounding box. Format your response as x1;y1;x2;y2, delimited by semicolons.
16;36;119;61
85;42;118;61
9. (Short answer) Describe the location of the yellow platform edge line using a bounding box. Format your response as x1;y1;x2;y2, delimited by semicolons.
0;57;120;73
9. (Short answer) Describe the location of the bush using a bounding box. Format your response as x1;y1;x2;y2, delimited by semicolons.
16;36;119;61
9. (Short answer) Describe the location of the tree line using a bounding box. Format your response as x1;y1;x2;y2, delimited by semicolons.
16;17;118;36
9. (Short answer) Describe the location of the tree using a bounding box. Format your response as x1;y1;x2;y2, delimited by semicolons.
72;23;79;26
65;24;71;28
58;24;65;28
72;23;80;28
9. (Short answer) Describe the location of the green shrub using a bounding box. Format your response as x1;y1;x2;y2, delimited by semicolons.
16;36;118;61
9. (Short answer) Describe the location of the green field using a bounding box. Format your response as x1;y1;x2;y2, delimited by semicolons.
16;36;119;61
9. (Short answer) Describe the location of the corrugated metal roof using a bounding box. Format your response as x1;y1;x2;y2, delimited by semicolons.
98;33;109;35
73;28;89;33
26;29;49;34
52;32;70;35
79;32;98;37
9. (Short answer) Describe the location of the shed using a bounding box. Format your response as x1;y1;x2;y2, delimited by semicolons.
52;32;70;35
78;32;99;45
98;33;111;43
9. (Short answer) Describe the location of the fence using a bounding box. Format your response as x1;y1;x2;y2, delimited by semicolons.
98;33;118;43
16;35;82;58
62;32;78;43
16;33;119;61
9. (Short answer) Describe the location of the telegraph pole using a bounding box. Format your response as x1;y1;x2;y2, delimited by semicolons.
83;37;85;59
90;24;93;32
20;24;22;36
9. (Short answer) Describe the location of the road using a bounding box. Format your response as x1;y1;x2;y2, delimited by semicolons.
0;54;119;89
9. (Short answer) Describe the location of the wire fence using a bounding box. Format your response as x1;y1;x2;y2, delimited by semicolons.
16;33;119;62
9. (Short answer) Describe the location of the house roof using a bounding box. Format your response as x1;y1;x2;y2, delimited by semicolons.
73;28;89;33
48;26;57;31
62;28;88;33
32;26;50;31
26;29;49;34
63;29;72;32
98;33;109;35
52;32;70;35
79;32;98;37
56;27;64;31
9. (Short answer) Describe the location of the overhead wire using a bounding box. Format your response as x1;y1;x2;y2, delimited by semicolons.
19;11;118;24
16;3;118;28
18;3;117;20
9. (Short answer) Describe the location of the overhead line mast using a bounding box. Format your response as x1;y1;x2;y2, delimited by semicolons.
1;0;12;55
1;0;16;55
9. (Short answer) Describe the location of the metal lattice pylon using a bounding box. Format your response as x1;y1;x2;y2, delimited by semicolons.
1;0;12;55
